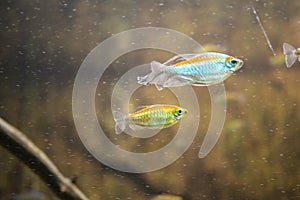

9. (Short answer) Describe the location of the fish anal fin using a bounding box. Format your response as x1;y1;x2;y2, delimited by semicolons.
192;83;209;86
129;124;144;131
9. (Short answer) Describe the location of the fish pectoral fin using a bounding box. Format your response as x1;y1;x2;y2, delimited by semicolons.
129;124;144;131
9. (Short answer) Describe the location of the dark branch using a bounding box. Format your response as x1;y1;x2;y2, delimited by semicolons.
0;117;89;200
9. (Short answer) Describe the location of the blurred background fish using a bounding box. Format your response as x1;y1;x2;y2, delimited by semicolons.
202;44;226;52
137;52;243;90
223;119;245;134
151;194;183;200
283;43;300;68
113;104;187;134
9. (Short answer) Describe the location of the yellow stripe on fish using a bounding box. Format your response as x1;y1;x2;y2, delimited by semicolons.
173;56;227;68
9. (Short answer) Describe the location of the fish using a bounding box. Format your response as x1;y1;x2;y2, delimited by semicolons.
151;195;183;200
113;104;187;135
137;52;244;91
283;43;300;68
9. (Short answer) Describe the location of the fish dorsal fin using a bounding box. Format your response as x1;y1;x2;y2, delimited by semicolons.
134;105;151;111
163;54;198;66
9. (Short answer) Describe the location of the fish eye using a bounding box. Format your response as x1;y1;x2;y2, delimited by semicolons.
230;59;238;65
177;109;183;115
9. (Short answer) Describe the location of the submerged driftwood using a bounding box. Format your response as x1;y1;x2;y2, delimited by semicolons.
0;117;89;200
0;117;186;200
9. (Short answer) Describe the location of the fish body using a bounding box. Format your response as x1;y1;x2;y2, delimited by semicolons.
283;43;300;68
137;52;243;91
113;104;187;134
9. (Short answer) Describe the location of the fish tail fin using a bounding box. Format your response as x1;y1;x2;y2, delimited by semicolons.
283;43;297;68
283;43;295;55
113;111;126;134
137;74;150;86
137;61;167;90
285;53;297;68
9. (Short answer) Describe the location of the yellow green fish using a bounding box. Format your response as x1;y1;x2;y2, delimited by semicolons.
113;104;187;135
137;52;244;91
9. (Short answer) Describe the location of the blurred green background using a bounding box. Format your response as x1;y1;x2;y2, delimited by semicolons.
0;0;299;199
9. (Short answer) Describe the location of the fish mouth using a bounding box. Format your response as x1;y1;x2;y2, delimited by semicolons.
233;59;244;71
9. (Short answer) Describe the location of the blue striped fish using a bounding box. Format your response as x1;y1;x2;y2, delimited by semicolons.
137;52;244;90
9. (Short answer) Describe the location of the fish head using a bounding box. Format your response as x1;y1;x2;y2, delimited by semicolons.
173;107;187;120
295;48;300;56
225;56;244;72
